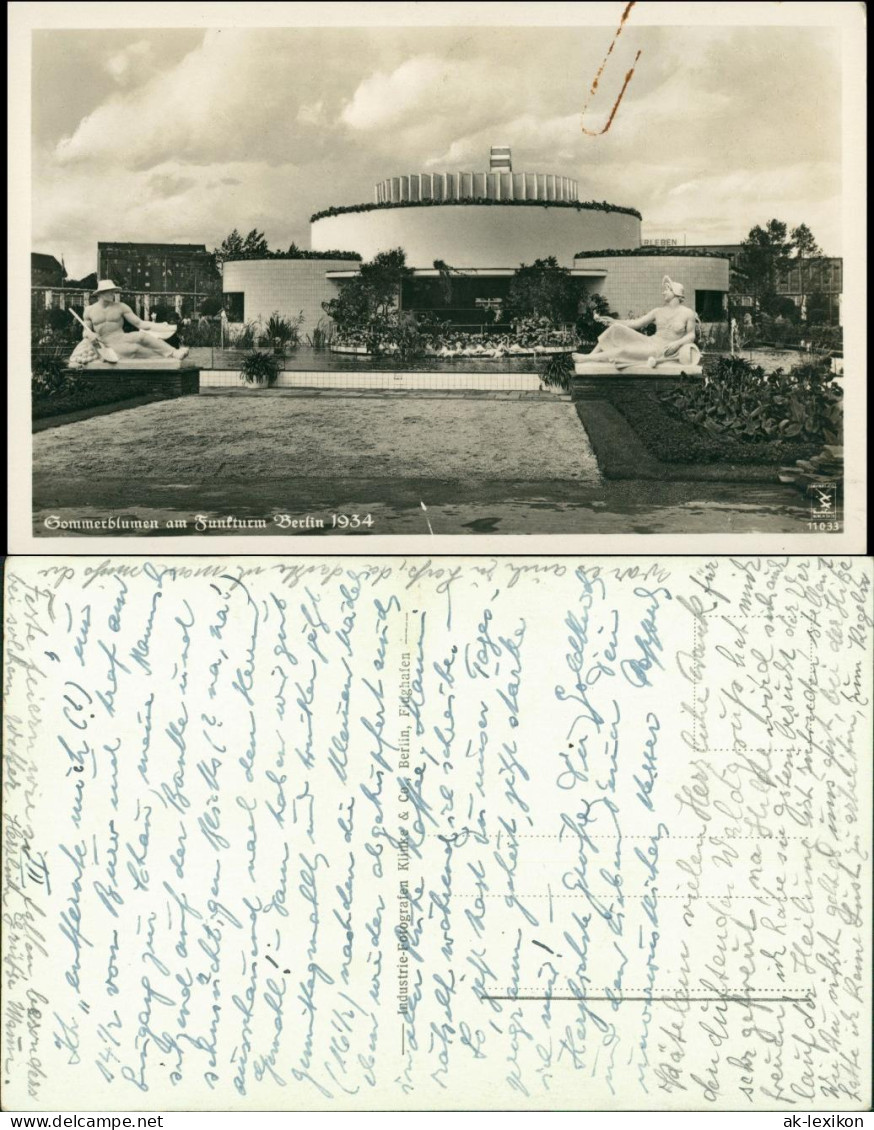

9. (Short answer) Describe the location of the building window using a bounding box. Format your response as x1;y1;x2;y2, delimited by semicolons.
223;292;244;321
695;290;725;321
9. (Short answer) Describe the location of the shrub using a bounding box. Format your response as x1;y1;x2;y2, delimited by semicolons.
659;355;842;446
199;295;224;317
799;323;842;352
32;307;82;345
240;349;281;386
32;348;75;398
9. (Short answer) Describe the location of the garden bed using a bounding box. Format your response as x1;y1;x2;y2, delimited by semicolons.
33;376;169;420
604;385;819;467
33;370;199;425
575;371;828;483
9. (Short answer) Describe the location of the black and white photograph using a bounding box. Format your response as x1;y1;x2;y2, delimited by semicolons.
9;1;867;550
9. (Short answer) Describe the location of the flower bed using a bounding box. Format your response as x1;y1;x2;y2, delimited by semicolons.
603;385;819;465
600;355;840;465
33;375;167;420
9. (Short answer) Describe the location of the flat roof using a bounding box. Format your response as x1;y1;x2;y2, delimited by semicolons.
325;266;608;279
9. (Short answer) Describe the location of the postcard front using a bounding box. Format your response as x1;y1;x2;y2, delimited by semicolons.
2;555;871;1110
8;1;867;553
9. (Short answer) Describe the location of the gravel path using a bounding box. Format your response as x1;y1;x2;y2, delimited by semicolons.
33;395;600;483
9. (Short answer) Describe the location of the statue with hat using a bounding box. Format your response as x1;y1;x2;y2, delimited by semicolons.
573;276;702;375
68;280;191;368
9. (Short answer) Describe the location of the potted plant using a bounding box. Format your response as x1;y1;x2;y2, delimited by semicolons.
240;348;280;388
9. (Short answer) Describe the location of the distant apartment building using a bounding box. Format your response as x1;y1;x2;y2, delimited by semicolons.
97;242;218;294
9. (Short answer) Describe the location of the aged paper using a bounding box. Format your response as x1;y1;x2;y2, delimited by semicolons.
8;1;868;553
2;555;871;1110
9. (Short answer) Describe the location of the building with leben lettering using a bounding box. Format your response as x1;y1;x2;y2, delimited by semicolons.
223;146;732;330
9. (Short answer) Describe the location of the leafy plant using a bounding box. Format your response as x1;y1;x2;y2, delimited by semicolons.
658;355;842;446
32;347;75;398
239;349;280;386
262;311;304;353
229;321;259;349
540;351;574;390
178;317;220;348
305;317;335;350
607;386;820;466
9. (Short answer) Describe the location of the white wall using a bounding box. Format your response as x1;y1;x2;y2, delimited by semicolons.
222;259;355;329
575;255;730;317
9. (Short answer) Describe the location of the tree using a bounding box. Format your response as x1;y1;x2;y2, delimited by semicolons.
806;290;830;324
504;257;581;326
321;248;414;335
576;292;618;345
790;223;822;320
732;219;794;317
212;228;270;271
357;249;415;315
433;259;458;306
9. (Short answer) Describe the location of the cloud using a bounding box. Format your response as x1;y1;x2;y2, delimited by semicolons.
33;25;844;276
104;40;155;85
53;30;352;171
147;172;197;199
342;56;468;130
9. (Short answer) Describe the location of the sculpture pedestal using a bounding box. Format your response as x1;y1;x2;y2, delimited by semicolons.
573;361;703;377
64;366;200;397
73;358;187;371
571;370;701;401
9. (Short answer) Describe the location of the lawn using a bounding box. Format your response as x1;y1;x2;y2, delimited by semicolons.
33;394;601;483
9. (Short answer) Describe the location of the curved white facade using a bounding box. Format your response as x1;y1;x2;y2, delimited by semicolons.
311;204;641;269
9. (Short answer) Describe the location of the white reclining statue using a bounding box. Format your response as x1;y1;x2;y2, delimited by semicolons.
68;279;191;369
573;276;703;376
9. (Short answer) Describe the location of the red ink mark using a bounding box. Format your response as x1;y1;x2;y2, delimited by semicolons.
581;1;641;136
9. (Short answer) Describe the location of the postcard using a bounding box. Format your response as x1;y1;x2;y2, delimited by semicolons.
2;554;871;1110
8;1;868;553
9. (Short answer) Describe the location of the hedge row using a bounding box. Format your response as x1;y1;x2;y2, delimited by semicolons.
311;198;642;223
224;249;362;261
574;247;731;259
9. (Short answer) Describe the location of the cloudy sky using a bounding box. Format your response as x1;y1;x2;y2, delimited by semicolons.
31;21;842;277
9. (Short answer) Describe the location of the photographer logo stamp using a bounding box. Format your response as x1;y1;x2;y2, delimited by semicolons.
808;481;838;520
